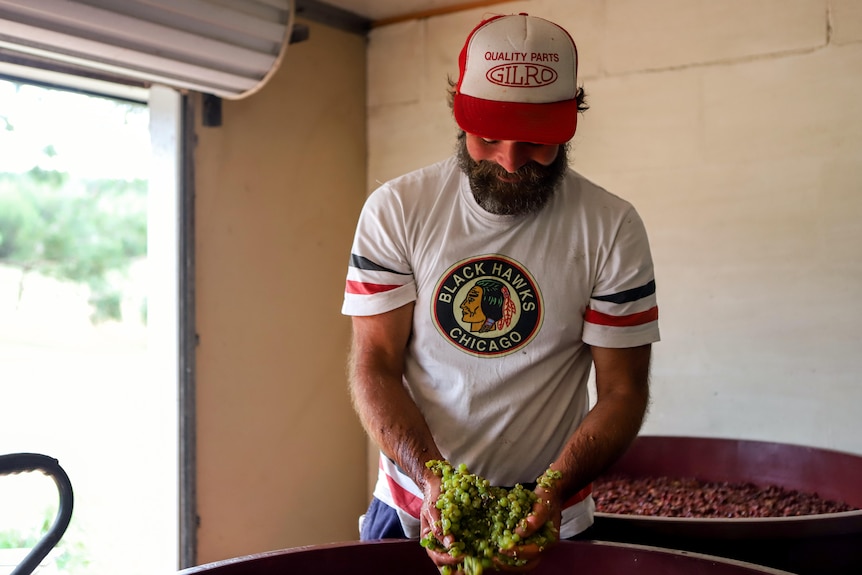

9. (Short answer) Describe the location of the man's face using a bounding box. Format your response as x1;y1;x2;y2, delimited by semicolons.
457;133;569;216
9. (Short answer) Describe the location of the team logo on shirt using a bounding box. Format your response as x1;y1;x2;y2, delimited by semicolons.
433;255;543;356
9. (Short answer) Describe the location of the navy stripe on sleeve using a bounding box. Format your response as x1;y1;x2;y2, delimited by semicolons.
592;280;656;304
349;254;411;275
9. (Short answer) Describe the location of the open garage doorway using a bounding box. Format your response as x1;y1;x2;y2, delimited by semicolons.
0;77;188;575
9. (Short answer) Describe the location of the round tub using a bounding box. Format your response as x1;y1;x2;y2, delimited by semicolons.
177;539;796;575
589;436;862;575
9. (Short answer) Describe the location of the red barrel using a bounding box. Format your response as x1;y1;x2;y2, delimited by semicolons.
590;436;862;575
178;539;796;575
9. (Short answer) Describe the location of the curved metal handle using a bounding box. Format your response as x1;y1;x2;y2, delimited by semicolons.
0;453;74;575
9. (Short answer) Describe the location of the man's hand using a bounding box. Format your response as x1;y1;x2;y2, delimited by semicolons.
492;483;562;572
420;462;563;574
420;473;464;570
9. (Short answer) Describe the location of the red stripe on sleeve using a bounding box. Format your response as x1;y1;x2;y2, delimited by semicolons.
584;306;658;327
345;279;401;295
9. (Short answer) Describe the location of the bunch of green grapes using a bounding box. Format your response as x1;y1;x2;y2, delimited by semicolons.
420;460;562;575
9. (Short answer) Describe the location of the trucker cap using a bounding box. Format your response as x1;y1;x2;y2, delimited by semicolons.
453;14;579;145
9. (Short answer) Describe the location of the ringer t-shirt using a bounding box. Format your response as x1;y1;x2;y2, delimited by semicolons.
342;156;660;539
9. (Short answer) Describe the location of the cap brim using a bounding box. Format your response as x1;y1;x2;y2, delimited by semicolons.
454;93;578;145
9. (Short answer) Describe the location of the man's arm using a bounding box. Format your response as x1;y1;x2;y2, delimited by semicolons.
349;303;462;563
517;344;652;541
550;343;652;498
348;302;442;489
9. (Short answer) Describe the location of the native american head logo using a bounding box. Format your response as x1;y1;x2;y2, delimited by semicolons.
432;255;543;356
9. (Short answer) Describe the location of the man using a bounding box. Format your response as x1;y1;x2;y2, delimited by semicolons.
342;13;659;572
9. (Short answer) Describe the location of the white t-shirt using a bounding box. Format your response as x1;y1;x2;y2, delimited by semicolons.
343;156;660;538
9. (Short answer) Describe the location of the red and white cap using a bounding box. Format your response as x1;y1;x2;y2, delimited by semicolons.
453;14;579;145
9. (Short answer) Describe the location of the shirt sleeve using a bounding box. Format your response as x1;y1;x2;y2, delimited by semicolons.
342;184;418;317
582;205;660;348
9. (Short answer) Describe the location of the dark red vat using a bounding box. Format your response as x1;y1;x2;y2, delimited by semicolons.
177;539;796;575
589;435;862;575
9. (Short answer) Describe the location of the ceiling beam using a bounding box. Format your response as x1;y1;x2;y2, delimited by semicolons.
371;0;521;27
294;0;371;35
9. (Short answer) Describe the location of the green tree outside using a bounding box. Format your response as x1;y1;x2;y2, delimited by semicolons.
0;161;148;324
1;79;160;575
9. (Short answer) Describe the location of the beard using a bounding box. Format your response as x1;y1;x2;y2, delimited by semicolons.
456;134;570;216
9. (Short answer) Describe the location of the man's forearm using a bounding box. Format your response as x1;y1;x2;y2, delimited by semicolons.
549;344;651;501
352;377;442;487
348;348;442;489
549;390;648;501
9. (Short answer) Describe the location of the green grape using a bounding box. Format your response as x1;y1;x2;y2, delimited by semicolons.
419;460;562;575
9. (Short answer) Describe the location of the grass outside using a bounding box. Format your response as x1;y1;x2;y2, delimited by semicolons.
0;264;177;575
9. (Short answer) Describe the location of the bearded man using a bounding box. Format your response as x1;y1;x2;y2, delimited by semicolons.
342;13;660;574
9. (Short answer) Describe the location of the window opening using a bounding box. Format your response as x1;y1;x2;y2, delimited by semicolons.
0;77;181;575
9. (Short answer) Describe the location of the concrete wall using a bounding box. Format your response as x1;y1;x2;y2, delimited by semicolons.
190;0;862;565
366;0;862;455
192;19;369;564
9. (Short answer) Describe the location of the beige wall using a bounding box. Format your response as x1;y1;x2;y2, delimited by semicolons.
366;0;862;453
193;19;369;564
191;0;862;566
